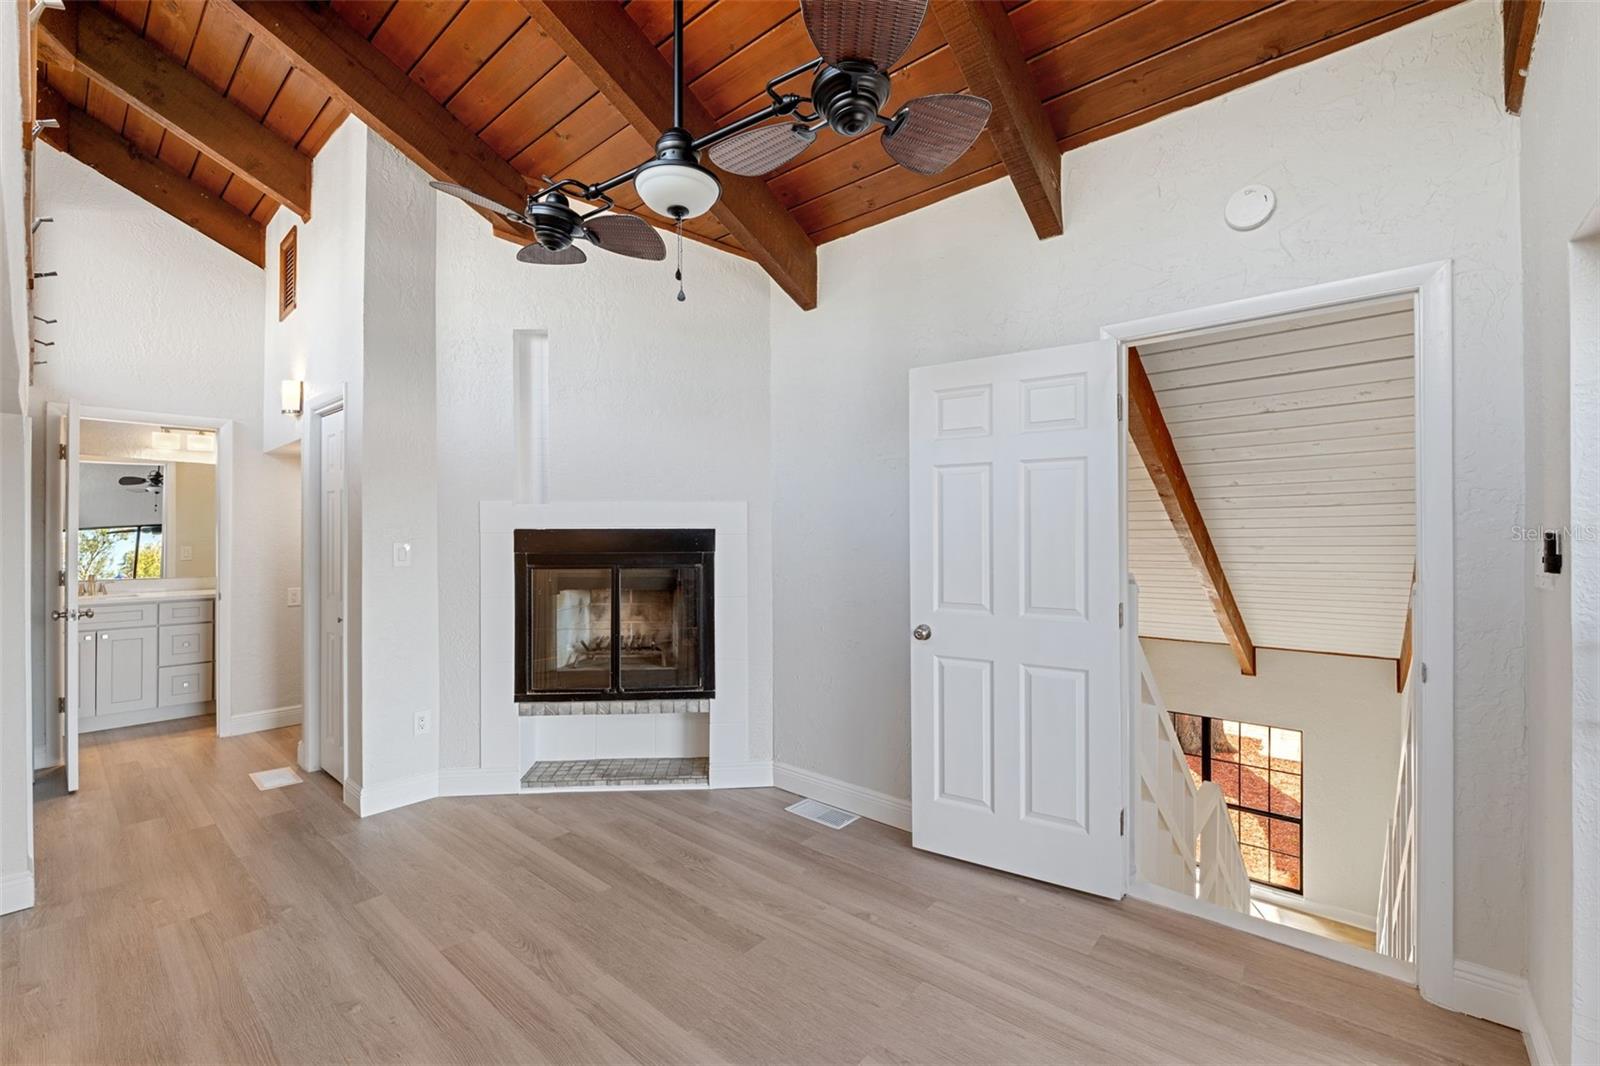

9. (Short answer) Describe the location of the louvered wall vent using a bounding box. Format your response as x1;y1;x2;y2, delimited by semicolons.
785;797;858;829
278;226;297;320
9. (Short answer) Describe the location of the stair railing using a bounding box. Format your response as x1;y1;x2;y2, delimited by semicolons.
1130;579;1250;913
1376;654;1417;961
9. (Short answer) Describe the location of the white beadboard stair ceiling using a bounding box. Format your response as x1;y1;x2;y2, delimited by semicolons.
1128;296;1416;659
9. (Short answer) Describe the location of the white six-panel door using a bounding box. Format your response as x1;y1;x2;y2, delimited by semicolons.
909;341;1125;897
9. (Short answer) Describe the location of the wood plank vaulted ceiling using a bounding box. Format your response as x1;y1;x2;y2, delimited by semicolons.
34;0;1458;301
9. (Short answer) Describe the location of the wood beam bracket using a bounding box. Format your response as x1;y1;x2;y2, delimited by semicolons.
1128;346;1257;675
931;0;1062;240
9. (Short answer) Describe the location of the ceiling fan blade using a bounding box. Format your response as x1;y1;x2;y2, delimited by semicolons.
881;93;992;176
428;181;526;222
801;0;926;70
708;123;817;177
516;243;587;265
583;214;667;261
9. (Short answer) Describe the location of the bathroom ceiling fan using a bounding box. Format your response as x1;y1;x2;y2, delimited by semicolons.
429;0;990;291
118;468;163;494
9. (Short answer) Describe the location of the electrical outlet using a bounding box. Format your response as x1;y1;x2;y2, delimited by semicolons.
414;711;430;735
286;587;302;607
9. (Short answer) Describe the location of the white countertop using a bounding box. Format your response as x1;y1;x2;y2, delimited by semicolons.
81;587;217;604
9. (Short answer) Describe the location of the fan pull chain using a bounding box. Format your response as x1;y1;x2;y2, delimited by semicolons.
673;218;687;302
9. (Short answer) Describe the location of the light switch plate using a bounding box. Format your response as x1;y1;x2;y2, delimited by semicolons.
393;542;412;567
286;587;301;606
180;545;194;561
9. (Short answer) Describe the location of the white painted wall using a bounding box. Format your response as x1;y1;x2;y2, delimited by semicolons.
261;122;444;801
1516;0;1600;1060
769;3;1526;974
433;192;774;775
1141;639;1401;924
0;7;34;915
27;144;299;751
356;133;439;793
261;117;366;788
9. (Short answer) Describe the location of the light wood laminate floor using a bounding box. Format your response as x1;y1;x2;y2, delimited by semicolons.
3;719;1524;1065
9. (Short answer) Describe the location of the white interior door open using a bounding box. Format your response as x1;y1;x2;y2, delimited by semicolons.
909;341;1126;897
45;401;82;792
318;408;347;783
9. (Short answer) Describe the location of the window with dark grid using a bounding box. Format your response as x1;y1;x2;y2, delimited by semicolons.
1170;712;1303;893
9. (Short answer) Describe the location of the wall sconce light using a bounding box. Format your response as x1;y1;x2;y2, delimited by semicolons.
281;379;304;416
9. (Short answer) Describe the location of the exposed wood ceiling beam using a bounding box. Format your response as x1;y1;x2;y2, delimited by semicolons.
35;3;312;220
519;0;818;311
35;85;264;267
1502;0;1541;114
930;0;1062;240
1397;563;1415;691
1127;346;1257;676
218;0;530;242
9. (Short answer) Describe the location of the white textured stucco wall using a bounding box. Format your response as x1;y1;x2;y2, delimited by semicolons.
769;2;1526;974
357;133;440;791
0;4;35;913
433;195;774;772
1517;0;1600;1059
27;145;298;751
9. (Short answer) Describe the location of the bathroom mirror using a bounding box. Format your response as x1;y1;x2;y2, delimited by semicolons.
77;418;217;584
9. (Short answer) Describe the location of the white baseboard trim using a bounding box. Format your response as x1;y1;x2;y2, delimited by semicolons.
772;762;911;831
1450;960;1526;1030
347;771;439;817
221;704;301;737
1;869;35;915
1519;982;1557;1066
711;760;773;789
437;767;523;796
1250;883;1377;932
33;746;54;773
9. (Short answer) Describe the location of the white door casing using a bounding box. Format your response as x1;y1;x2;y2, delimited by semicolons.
319;409;347;783
48;402;82;792
909;341;1126;897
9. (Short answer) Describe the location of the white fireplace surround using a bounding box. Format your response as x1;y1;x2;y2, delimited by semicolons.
478;500;767;790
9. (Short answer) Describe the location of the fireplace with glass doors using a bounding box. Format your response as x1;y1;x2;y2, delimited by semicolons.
513;529;714;703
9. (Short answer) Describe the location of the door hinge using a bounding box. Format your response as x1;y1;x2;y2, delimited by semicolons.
57;696;64;715
1117;394;1124;421
58;443;66;460
1118;602;1124;628
1420;662;1428;683
57;568;66;587
1119;808;1126;836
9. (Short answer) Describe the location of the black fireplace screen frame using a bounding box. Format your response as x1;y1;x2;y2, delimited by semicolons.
514;528;715;703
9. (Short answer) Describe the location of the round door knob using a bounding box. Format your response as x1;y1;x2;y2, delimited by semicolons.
81;608;94;619
913;624;932;641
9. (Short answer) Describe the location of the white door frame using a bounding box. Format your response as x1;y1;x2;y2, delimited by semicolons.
1101;262;1455;1008
297;389;348;779
54;406;235;739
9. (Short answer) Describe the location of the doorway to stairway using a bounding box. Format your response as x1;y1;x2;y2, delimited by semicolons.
1104;263;1450;998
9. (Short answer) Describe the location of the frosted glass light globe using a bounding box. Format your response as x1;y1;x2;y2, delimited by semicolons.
635;159;721;220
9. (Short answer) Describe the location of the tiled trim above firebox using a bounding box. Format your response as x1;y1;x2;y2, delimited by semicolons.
519;699;711;717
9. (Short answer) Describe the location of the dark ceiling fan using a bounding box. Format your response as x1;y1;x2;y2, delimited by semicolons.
429;0;990;287
118;468;163;494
